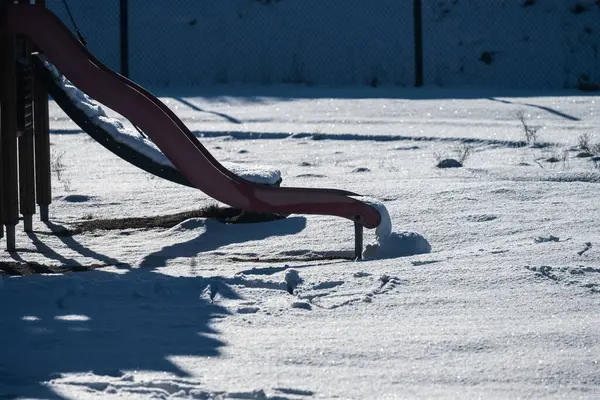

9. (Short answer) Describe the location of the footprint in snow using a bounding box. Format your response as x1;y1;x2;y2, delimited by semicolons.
290;301;311;310
578;242;592;256
376;274;403;294
274;387;315;397
351;167;370;173
411;260;441;266
491;188;515;194
295;173;326;178
436;159;463;168
311;280;344;290
525;265;600;294
466;214;498;222
534;235;561;243
298;273;404;309
237;306;260;314
55;375;215;398
62;194;94;203
392;145;420;151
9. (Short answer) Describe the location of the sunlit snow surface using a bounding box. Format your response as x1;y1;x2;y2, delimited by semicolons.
2;84;600;400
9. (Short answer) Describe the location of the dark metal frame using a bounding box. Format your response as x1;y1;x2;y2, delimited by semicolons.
0;0;51;251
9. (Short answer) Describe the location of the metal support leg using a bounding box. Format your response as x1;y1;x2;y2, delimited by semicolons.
354;222;363;260
33;58;51;222
0;107;3;241
16;48;36;233
23;215;33;232
5;225;15;252
39;205;49;222
1;35;20;250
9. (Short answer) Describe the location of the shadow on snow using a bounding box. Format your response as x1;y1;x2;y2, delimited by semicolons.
0;217;306;399
0;268;229;399
139;216;307;269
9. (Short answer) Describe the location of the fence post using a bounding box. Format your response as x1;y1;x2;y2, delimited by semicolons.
1;33;19;251
413;0;423;87
0;22;3;240
120;0;129;78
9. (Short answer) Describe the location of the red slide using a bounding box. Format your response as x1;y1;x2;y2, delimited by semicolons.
1;4;381;230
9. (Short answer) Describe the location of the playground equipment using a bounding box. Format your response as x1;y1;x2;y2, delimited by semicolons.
0;0;51;252
0;1;381;258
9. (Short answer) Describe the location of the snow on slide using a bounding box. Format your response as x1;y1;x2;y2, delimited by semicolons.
41;59;430;260
41;57;282;186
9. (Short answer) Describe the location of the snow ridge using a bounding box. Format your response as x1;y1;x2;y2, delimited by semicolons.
352;196;431;259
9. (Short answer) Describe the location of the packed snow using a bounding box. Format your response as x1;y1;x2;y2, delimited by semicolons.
2;84;600;399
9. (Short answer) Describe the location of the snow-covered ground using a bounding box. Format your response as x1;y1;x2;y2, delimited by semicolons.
2;85;600;399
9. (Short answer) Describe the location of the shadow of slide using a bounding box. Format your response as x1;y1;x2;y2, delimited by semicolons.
173;97;243;124
150;85;595;101
188;130;537;148
0;268;231;399
28;221;128;270
488;97;581;121
140;217;307;269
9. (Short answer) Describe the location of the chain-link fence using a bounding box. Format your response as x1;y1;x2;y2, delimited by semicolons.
47;0;121;73
127;0;414;87
422;0;600;90
45;0;599;90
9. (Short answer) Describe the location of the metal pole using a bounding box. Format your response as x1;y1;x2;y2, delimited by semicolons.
120;0;129;78
1;34;19;251
354;222;363;260
413;0;423;87
15;0;36;232
0;23;4;240
16;36;36;232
